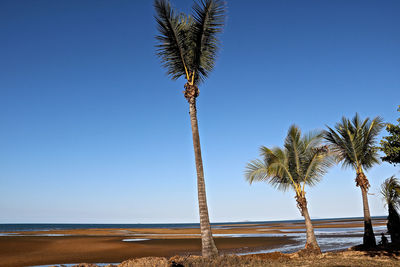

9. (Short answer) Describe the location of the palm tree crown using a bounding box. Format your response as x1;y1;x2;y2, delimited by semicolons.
324;114;384;174
381;176;400;210
245;125;333;196
155;0;225;86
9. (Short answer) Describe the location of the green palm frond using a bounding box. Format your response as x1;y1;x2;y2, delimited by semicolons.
285;125;303;182
263;147;294;191
324;114;384;171
302;146;335;187
190;0;225;84
361;116;384;169
324;125;349;165
303;130;324;151
245;159;269;184
245;147;290;190
381;176;400;210
155;0;190;80
245;125;334;194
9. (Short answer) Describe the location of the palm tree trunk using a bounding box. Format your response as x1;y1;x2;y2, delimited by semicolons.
188;97;218;258
357;171;376;247
296;195;321;254
387;204;400;243
360;187;376;247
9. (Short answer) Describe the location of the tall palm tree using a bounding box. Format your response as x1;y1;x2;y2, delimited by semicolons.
324;114;384;248
154;0;225;257
245;125;334;254
381;176;400;243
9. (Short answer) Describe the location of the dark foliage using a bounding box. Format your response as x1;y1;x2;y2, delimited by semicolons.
381;106;400;165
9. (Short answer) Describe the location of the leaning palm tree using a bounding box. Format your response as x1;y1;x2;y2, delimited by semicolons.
381;176;400;243
324;114;384;247
154;0;225;257
245;125;334;254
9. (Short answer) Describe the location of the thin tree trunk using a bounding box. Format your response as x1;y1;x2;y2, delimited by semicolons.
188;98;218;258
360;186;376;247
355;169;376;247
297;195;321;254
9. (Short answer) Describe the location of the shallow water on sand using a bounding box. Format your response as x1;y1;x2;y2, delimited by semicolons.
238;224;387;254
117;223;388;254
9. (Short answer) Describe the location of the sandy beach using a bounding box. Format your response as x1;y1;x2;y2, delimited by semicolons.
0;236;297;267
0;217;389;266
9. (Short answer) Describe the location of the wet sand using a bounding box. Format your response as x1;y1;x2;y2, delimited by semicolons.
0;236;295;267
0;217;387;266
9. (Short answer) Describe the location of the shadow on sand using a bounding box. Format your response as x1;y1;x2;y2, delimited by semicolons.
351;243;400;258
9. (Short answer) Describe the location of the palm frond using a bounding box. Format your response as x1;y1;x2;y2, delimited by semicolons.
284;125;303;182
245;159;269;184
263;147;293;191
360;116;384;169
154;0;190;80
190;0;225;84
302;147;335;187
324;125;348;164
303;130;324;151
381;176;400;210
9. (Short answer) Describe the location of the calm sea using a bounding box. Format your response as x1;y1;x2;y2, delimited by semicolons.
0;216;386;232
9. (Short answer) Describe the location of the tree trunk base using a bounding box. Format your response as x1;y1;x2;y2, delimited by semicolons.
202;246;218;258
298;243;321;256
361;240;377;249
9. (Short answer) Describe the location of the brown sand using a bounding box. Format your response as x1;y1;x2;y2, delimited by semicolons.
118;250;400;267
0;236;295;267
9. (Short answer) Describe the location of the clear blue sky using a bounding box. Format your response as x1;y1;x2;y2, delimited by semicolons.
0;0;399;223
